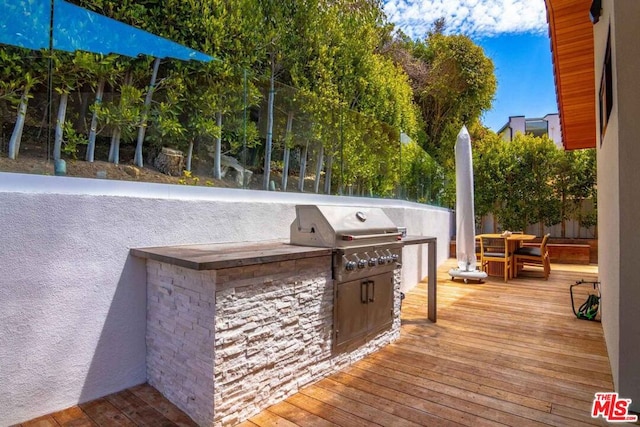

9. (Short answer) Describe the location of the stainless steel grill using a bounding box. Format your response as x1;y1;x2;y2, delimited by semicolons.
290;205;403;282
290;205;403;352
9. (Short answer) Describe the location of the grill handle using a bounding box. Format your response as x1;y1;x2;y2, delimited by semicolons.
340;232;402;241
360;281;368;304
368;281;375;302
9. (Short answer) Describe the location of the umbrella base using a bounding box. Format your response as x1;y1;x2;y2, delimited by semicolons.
449;268;488;283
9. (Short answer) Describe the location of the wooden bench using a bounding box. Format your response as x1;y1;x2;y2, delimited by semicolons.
522;242;591;264
548;244;591;264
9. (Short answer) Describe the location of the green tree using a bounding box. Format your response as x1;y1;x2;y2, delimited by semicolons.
472;127;505;230
554;148;597;237
494;133;561;232
3;47;44;160
387;28;496;168
401;139;444;203
99;72;144;165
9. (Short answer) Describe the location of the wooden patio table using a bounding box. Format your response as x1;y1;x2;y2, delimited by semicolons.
476;233;536;279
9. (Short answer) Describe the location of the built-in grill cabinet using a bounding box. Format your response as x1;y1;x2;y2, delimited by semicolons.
290;205;402;353
334;271;394;352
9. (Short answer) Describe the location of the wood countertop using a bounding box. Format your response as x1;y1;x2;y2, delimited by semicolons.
132;236;436;271
131;240;332;271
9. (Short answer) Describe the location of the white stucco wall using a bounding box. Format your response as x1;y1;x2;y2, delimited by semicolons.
596;0;640;412
508;116;526;140
543;113;563;148
595;0;620;392
0;172;450;425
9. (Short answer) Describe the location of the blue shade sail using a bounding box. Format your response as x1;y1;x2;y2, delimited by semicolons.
0;0;51;51
53;0;214;61
0;0;214;62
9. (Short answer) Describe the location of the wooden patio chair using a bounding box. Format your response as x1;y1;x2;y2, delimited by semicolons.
513;233;551;279
479;236;511;282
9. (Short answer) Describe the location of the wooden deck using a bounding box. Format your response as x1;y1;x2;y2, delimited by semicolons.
241;260;629;427
18;260;636;426
13;384;198;427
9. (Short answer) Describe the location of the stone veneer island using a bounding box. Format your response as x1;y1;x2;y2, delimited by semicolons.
132;240;402;426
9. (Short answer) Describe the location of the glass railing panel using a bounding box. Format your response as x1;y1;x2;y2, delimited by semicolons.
0;0;446;205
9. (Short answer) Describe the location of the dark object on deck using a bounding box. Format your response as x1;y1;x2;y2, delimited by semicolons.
570;280;601;321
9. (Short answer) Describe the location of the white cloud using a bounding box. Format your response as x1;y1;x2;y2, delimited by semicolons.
383;0;548;39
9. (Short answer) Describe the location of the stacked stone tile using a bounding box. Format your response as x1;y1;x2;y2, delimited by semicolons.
146;255;401;427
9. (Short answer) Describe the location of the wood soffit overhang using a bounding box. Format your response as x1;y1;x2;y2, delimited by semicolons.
545;0;596;150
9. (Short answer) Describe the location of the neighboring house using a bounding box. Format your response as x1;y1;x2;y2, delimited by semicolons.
546;0;640;412
497;113;563;148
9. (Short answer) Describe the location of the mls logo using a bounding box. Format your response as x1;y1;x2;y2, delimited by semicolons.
591;392;638;422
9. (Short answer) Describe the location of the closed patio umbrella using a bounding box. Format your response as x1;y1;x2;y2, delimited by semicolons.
449;126;487;282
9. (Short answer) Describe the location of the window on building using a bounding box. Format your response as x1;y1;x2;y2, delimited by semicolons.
599;29;613;144
525;120;548;138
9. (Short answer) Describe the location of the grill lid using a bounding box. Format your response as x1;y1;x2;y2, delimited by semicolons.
290;205;400;248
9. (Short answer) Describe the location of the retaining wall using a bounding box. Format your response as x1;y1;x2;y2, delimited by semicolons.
0;172;450;425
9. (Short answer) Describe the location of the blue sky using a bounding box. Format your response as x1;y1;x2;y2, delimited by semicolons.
383;0;557;132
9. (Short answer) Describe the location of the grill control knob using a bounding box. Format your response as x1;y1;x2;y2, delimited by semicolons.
391;254;399;262
357;259;367;269
345;261;357;271
368;258;377;267
378;257;386;265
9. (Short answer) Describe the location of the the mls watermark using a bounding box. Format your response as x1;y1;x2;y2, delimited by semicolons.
591;392;638;422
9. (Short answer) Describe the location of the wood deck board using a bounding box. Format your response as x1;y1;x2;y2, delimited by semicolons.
326;371;500;427
17;385;195;427
341;361;542;426
284;393;374;427
19;260;636;426
313;377;461;427
247;410;299;427
105;389;177;427
127;384;198;426
20;415;60;427
78;399;137;426
394;332;613;386
351;360;584;427
263;401;337;427
52;406;98;427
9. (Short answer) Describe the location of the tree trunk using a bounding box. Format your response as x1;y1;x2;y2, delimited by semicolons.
298;144;307;192
263;69;275;190
281;111;293;191
53;92;69;162
109;127;121;165
134;57;161;167
314;145;324;194
282;146;290;191
213;111;222;179
186;140;194;172
86;78;105;162
324;153;333;194
8;87;29;159
77;91;90;129
109;72;131;164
